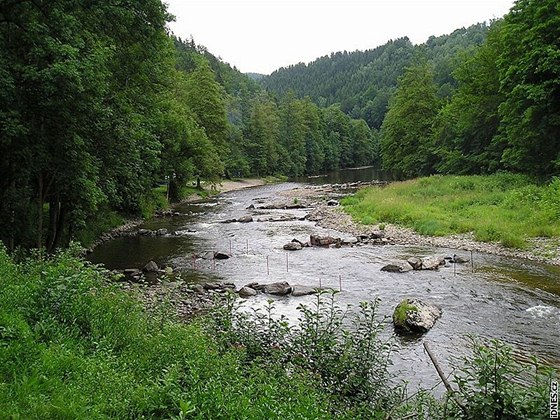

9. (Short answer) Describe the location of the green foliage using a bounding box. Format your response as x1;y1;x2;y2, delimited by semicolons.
0;246;333;418
208;291;406;416
447;337;555;419
342;174;560;249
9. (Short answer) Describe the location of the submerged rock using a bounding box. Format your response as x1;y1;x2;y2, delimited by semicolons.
393;298;442;334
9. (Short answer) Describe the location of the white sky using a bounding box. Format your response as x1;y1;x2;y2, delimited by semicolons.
165;0;514;75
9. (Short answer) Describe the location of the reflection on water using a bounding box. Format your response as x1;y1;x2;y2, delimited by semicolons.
89;168;560;393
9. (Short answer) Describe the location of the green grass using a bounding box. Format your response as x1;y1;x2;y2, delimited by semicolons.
341;173;560;249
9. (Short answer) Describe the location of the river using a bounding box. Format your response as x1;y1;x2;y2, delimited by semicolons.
89;167;560;392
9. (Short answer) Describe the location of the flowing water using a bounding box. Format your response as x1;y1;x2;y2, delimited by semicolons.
89;168;560;392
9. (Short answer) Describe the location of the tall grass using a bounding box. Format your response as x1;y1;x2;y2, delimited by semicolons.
342;173;560;248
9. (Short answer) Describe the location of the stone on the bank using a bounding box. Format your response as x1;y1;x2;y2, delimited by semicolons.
421;256;445;270
191;284;205;294
407;257;423;270
291;285;317;297
124;268;142;276
143;260;159;272
341;237;358;245
238;286;258;298
370;230;385;239
238;215;253;223
156;228;168;236
327;199;339;206
213;251;230;260
203;282;222;290
283;242;302;251
381;261;413;273
263;281;292;296
393;298;442;333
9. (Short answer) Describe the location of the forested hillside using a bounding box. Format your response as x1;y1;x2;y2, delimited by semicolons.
262;23;489;128
0;0;376;251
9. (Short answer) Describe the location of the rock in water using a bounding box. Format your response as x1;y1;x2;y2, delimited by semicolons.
142;260;159;272
263;281;292;296
238;286;258;298
407;257;423;270
291;285;317;297
393;298;442;333
380;261;413;273
283;242;302;251
237;215;253;223
213;251;230;260
421;256;445;270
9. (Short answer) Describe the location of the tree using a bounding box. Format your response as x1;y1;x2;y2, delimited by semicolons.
434;23;505;174
495;0;560;177
380;57;440;177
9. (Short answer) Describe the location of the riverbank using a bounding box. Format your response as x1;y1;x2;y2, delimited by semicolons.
283;174;560;266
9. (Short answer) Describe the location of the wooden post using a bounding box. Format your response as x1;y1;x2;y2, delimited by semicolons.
266;256;269;275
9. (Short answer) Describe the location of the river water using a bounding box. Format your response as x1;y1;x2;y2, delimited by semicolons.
89;168;560;392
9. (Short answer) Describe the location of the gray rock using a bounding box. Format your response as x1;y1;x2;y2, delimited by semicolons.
381;261;413;273
238;286;258;298
156;228;168;236
283;242;303;251
407;257;423;270
124;268;142;276
327;199;339;206
370;230;385;239
138;229;151;235
142;260;159;272
393;298;442;333
310;234;339;246
263;281;292;296
421;256;445;270
291;285;317;297
237;215;254;223
341;237;358;245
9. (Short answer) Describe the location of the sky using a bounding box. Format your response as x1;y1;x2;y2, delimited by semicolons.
165;0;515;75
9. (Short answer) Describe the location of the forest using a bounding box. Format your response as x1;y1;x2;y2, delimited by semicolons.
0;0;558;252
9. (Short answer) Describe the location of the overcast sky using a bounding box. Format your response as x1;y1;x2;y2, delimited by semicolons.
165;0;514;75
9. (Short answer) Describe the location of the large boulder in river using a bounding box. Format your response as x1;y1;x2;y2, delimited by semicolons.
263;281;292;296
381;261;413;273
237;215;253;223
393;298;442;334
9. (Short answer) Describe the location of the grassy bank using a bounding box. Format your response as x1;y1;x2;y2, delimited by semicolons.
342;173;560;249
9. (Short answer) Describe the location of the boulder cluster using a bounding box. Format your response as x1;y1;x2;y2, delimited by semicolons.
381;254;469;273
